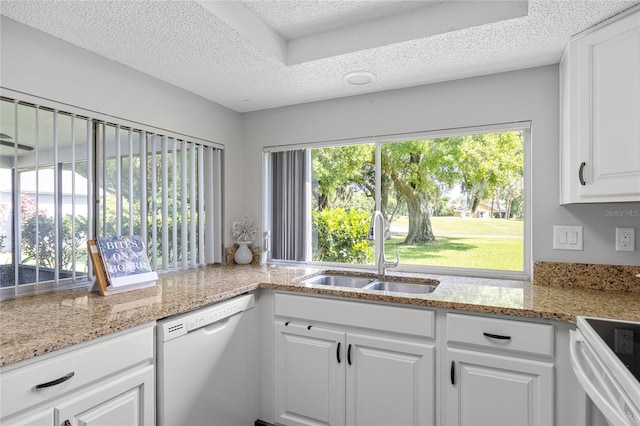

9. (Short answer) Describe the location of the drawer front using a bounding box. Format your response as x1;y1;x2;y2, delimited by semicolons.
446;313;554;357
275;293;434;338
0;323;154;419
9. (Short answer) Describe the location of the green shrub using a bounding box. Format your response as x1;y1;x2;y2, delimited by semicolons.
312;208;373;263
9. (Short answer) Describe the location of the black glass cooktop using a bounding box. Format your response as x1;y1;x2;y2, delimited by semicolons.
586;318;640;383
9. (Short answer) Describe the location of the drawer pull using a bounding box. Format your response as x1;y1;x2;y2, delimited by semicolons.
483;332;511;340
35;371;75;389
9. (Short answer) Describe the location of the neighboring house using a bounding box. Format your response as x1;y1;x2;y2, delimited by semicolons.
0;169;90;252
454;202;506;219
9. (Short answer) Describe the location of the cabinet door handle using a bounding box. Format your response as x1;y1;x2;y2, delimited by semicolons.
35;371;75;389
63;420;72;426
450;361;456;385
337;342;341;364
578;162;586;186
347;344;352;365
483;332;511;340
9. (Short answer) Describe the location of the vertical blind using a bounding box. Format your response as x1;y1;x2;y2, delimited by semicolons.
0;95;223;300
95;122;224;272
0;98;91;298
269;150;308;261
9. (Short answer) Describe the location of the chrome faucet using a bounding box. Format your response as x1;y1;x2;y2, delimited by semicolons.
367;210;399;276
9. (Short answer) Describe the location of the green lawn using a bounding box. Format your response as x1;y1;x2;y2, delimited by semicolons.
385;217;524;271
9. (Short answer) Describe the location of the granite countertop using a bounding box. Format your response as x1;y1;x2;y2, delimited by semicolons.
1;263;639;368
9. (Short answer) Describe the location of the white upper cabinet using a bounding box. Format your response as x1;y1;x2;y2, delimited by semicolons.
560;7;640;203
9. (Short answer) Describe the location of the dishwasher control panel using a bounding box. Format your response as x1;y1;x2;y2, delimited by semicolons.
158;293;255;342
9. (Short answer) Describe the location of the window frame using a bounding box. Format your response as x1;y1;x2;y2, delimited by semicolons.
264;121;532;280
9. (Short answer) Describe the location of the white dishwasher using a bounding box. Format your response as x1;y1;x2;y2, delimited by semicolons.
157;293;257;426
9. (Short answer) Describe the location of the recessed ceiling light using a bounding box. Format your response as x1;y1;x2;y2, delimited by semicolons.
343;71;376;86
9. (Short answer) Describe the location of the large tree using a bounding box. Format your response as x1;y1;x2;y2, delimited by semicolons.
454;132;523;218
311;145;374;210
381;140;457;245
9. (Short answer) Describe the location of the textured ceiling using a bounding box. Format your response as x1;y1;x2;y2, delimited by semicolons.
242;1;435;39
1;0;639;113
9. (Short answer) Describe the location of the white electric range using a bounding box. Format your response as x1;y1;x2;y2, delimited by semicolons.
571;316;640;426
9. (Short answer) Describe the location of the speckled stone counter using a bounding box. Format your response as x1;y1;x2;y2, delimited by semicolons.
2;263;639;368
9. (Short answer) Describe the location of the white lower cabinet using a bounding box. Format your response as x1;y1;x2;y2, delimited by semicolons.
273;293;436;426
275;322;435;426
444;313;555;426
0;324;155;426
2;408;54;426
275;322;346;426
445;350;553;426
346;333;434;426
55;364;154;426
263;293;578;426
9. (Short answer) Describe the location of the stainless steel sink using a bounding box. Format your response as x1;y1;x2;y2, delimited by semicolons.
363;281;437;294
302;274;375;288
300;272;438;294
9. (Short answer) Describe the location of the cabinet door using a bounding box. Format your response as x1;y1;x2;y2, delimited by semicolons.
346;333;435;426
275;322;346;426
445;350;553;426
577;10;640;201
56;365;154;426
2;407;54;426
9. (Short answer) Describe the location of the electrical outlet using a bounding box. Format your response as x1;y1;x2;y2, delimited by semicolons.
615;227;635;252
614;328;634;355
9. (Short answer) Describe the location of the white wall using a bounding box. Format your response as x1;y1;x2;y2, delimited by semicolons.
243;65;640;267
0;17;245;245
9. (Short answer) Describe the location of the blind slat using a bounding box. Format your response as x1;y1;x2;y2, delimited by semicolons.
140;131;148;244
150;134;158;269
190;144;197;267
181;142;188;268
197;146;205;265
115;125;122;236
172;139;178;269
128;128;134;236
161;135;169;269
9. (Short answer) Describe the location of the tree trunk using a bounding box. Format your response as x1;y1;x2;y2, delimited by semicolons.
470;196;480;217
490;194;496;218
317;193;328;211
391;175;435;245
404;192;435;244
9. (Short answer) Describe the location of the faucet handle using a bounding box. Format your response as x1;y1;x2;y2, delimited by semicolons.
384;250;400;269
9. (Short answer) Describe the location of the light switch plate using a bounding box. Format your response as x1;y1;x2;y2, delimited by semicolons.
553;225;583;250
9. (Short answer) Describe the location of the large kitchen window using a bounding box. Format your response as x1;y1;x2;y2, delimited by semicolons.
266;123;530;279
0;95;223;299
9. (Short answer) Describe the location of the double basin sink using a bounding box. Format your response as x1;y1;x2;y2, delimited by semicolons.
300;272;439;295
